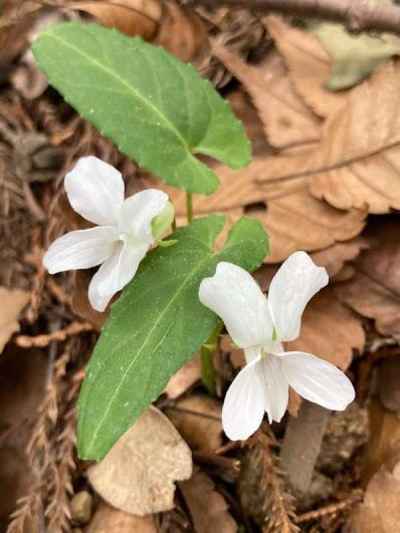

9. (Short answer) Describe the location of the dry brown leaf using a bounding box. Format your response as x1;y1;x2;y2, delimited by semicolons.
166;394;223;452
257;62;400;214
76;0;208;64
213;43;321;150
164;355;201;399
362;398;400;483
154;158;366;263
180;470;237;533
74;0;161;39
227;90;270;157
336;220;400;337
264;16;345;119
311;238;369;279
86;502;157;533
0;287;29;354
347;461;400;533
88;406;192;516
287;286;365;370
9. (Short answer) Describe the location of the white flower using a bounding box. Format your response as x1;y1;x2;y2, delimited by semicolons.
44;156;173;312
199;252;355;441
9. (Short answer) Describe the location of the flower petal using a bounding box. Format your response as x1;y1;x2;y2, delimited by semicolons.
199;262;274;349
260;355;289;423
119;189;169;244
43;227;118;274
88;240;149;311
222;358;266;440
65;156;124;225
268;251;328;341
281;351;355;411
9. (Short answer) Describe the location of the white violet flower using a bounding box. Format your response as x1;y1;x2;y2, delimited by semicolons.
44;156;174;312
199;252;355;440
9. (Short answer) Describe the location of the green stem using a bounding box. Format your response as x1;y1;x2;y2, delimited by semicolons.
186;192;193;224
172;217;177;232
201;321;223;395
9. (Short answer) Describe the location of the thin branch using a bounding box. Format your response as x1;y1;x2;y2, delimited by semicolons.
192;0;400;36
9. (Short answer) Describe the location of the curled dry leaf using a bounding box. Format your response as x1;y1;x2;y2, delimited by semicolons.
156;158;366;263
362;398;400;483
166;394;223;452
74;0;161;39
264;16;345;119
164;355;201;399
86;502;157;533
0;287;29;354
75;0;209;64
336;220;400;337
88;407;192;516
257;62;400;215
287;286;365;370
347;461;400;533
213;42;321;150
180;469;237;533
311;237;369;279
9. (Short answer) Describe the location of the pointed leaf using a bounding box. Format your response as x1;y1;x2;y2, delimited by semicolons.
78;215;268;460
32;22;250;194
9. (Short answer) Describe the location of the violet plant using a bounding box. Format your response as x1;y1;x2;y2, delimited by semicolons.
34;21;354;460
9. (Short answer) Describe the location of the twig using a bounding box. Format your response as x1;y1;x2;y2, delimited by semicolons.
15;321;94;348
295;490;364;524
192;0;400;36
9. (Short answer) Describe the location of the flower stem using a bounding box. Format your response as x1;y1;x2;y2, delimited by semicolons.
186;192;193;224
201;321;223;395
172;217;177;232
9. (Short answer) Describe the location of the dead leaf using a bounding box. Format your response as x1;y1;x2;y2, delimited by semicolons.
88;406;192;516
378;357;400;413
74;0;161;39
257;62;400;214
0;347;47;529
154;158;366;263
311;238;369;279
336;220;400;337
265;16;345;118
75;0;209;64
180;470;237;533
166;394;223;452
164;355;201;399
86;502;157;533
287;287;365;370
72;271;108;331
213;43;321;150
0;287;29;354
347;461;400;533
362;398;400;483
285;284;364;416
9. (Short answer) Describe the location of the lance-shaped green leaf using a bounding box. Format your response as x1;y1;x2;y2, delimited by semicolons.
32;22;250;194
78;215;268;460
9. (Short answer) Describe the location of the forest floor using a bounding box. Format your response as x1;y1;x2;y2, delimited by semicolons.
1;1;400;532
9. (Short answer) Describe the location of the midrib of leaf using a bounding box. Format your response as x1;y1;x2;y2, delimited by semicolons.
47;31;190;153
263;139;400;185
82;245;219;454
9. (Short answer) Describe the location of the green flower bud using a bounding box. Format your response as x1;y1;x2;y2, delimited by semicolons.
151;201;175;241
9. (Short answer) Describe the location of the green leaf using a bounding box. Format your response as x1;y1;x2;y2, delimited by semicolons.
32;22;250;194
78;215;268;460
